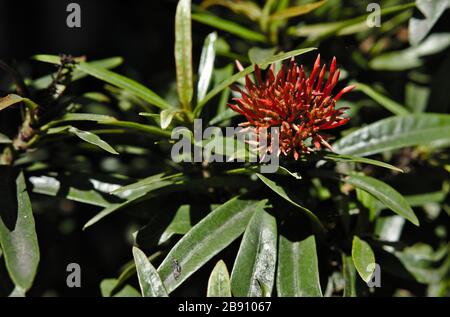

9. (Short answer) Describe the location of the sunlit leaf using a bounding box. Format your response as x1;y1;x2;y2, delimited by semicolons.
207;260;232;297
352;236;376;283
230;208;277;297
157;197;267;293
277;235;322;297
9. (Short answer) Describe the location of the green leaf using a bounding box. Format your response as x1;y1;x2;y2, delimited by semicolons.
353;82;409;115
175;0;194;110
78;62;172;110
84;179;178;229
343;173;419;226
342;254;357;297
157;197;267;294
194;47;316;116
100;279;140;297
201;0;262;21
276;235;322;297
256;173;324;233
324;153;404;173
48;126;118;155
333;114;450;156
0;169;40;292
0;94;38;112
269;0;327;21
207;260;232;297
352;236;376;283
159;205;192;244
248;47;277;65
230;208;277;297
289;2;416;45
33;55;171;110
197;32;217;103
29;173;117;208
160;109;181;130
31;57;123;89
192;11;266;43
97;120;172;139
132;247;169;297
41;113;117;131
409;0;449;46
370;33;450;71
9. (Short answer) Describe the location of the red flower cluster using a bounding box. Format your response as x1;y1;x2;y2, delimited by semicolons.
228;54;355;160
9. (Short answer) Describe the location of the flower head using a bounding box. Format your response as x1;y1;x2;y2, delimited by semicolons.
228;54;355;160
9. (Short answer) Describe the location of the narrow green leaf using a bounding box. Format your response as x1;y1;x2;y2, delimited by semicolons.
207;260;232;297
0;169;40;292
175;0;194;110
324;153;404;173
29;173;117;208
31;57;123;89
270;0;327;20
197;32;217;103
354;82;409;115
230;208;277;297
256;173;324;233
277;235;322;297
0;94;38;112
100;279;140;297
157;197;267;294
333;114;450;156
83;179;177;229
97;120;172;139
33;55;171;110
160;108;181;130
248;47;277;65
132;247;168;297
343;173;419;226
352;236;376;283
194;47;316;116
48;126;118;155
77;62;172;110
202;0;262;21
192;11;266;43
342;254;357;297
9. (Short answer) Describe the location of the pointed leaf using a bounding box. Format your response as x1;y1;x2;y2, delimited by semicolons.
333;114;450;156
276;235;322;297
192;11;266;43
197;32;217;103
256;173;324;232
0;169;40;292
157;197;267;293
230;208;277;297
353;82;409;115
352;236;376;283
160;109;181;129
270;0;327;20
342;254;357;297
132;247;168;297
70;61;171;110
207;260;232;297
343;173;419;226
175;0;193;110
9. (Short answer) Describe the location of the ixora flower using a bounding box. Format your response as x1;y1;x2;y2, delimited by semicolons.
228;54;355;160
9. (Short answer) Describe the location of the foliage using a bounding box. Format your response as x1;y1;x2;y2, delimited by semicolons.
0;0;449;297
